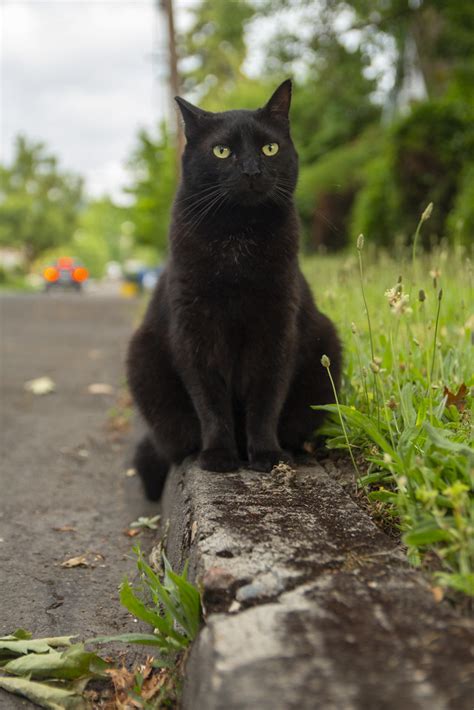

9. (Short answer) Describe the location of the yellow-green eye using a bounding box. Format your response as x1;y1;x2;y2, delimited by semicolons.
262;143;279;156
213;145;231;159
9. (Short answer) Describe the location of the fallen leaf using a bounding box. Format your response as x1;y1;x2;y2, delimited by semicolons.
87;349;103;360
106;665;135;691
60;554;89;568
87;383;114;395
443;383;468;412
60;552;104;568
24;376;55;395
0;629;74;660
53;525;77;533
4;643;108;680
0;676;83;710
124;528;141;538
59;446;89;461
106;415;130;434
431;586;444;603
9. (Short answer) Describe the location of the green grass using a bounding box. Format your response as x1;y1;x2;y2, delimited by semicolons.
302;226;473;597
94;544;201;654
0;549;202;708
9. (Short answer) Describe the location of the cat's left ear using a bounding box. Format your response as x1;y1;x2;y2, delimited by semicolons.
175;96;213;139
263;79;292;120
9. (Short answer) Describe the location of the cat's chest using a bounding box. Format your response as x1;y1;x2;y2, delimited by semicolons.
210;232;258;268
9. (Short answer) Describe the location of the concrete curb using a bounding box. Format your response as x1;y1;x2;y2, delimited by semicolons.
160;460;474;710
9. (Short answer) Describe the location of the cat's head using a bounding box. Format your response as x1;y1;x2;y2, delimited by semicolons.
175;80;298;210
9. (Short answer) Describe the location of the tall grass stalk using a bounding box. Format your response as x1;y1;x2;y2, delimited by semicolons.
411;202;433;288
356;234;381;425
321;354;360;482
351;322;370;412
430;288;443;384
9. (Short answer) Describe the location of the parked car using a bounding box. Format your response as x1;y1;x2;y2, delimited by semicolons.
43;257;89;292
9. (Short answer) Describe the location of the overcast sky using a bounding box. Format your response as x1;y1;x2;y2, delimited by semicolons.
1;0;195;202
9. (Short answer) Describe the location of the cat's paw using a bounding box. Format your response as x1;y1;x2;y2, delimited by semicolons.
198;448;240;473
248;449;294;473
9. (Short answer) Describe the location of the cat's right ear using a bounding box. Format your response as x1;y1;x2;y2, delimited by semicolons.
175;97;213;140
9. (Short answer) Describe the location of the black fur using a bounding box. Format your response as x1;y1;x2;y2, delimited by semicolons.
127;80;342;499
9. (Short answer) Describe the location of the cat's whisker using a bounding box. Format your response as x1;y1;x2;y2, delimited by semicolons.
179;188;226;219
180;186;223;210
181;190;226;229
272;185;293;207
191;191;228;231
177;184;220;205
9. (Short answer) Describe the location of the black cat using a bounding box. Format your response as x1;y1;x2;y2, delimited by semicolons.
127;80;342;500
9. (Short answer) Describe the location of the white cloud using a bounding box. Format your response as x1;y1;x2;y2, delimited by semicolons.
1;0;172;202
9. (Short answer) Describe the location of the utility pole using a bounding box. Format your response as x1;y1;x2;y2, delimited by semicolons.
160;0;184;174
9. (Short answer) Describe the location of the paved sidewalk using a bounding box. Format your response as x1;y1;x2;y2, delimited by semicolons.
0;294;156;708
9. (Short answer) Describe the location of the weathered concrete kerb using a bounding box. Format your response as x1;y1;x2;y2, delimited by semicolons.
161;460;474;710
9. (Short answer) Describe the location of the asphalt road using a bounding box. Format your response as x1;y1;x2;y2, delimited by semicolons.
0;293;157;707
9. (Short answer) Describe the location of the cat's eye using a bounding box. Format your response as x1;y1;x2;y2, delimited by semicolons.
262;143;279;156
213;145;231;159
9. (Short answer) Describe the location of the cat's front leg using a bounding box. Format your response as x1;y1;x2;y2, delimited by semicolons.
245;355;294;473
181;367;240;473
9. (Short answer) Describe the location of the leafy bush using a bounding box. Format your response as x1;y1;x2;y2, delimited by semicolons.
352;100;474;247
348;151;401;249
297;127;382;251
446;163;474;247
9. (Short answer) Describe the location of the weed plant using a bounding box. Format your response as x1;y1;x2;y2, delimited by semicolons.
0;549;202;707
303;210;473;596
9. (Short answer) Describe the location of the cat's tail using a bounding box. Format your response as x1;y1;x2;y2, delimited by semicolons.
133;434;170;501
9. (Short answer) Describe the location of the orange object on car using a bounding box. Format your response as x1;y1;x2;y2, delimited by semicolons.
72;266;89;283
43;266;59;282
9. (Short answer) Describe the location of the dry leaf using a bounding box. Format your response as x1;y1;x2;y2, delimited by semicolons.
53;525;77;533
60;554;89;568
88;383;114;395
107;415;130;434
87;349;103;360
190;520;198;543
106;665;135;692
141;669;167;701
443;383;468;412
24;376;55;395
124;528;140;538
431;586;444;603
60;552;104;568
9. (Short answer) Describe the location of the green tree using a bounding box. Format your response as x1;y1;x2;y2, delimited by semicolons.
259;0;474;102
179;0;254;96
126;124;177;256
0;136;83;264
78;198;128;263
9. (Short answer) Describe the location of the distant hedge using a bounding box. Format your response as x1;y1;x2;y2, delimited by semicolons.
299;100;474;251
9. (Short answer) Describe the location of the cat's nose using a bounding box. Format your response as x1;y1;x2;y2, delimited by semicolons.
242;160;261;177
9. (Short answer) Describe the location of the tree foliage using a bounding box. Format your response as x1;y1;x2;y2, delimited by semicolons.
179;0;254;96
125;124;177;256
0;136;83;263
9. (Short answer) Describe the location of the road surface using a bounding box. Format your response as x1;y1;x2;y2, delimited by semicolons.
0;293;157;706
